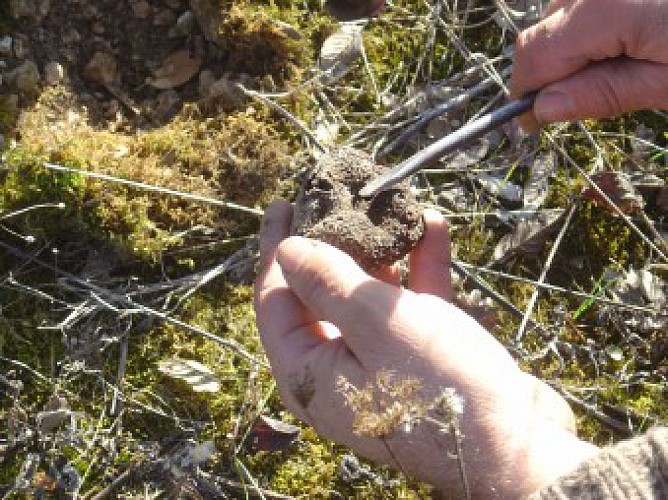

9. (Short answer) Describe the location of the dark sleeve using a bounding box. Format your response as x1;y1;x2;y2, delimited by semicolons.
529;427;668;499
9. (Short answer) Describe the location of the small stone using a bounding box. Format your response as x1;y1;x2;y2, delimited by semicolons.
83;51;118;85
164;0;181;8
0;36;12;57
44;62;64;86
7;60;40;94
132;1;151;19
154;9;176;26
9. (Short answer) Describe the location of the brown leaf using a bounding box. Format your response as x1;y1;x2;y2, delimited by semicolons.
246;415;300;452
492;209;566;265
319;24;364;84
148;50;202;89
582;171;644;215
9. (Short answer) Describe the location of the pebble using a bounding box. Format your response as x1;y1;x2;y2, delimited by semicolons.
7;60;40;93
83;51;118;85
0;37;12;57
44;61;64;86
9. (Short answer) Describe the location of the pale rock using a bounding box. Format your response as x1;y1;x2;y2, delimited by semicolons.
44;62;64;86
7;60;40;93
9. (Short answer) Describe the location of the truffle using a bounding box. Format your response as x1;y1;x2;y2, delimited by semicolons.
291;148;424;271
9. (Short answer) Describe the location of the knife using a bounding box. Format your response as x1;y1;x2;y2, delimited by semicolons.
359;92;537;197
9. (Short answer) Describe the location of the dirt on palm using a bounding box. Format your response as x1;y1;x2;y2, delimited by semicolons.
291;147;425;271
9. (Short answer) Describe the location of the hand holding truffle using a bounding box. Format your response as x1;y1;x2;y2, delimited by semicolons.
254;203;599;497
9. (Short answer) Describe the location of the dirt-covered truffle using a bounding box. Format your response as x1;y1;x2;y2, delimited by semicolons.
291;148;424;271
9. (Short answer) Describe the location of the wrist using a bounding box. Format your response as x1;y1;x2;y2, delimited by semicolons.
522;425;600;498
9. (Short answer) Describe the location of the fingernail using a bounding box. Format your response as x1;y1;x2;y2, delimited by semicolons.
535;91;575;123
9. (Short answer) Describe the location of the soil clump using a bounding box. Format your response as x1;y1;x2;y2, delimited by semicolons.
291;148;424;271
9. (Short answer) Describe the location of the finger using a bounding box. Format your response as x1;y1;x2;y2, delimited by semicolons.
533;58;668;123
256;200;293;291
511;0;643;99
541;0;573;19
407;209;453;300
276;236;407;365
370;263;401;286
254;202;327;371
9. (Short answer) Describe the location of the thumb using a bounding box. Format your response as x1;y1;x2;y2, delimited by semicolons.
533;58;668;123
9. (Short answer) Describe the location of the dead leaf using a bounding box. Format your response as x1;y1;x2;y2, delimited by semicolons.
473;172;523;203
608;268;666;307
148;50;203;89
246;415;300;452
37;410;71;433
524;152;556;211
319;23;364;84
158;358;220;393
492;209;566;265
582;171;644;215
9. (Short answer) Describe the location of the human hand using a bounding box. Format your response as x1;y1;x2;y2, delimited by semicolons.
511;0;668;129
254;201;598;497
